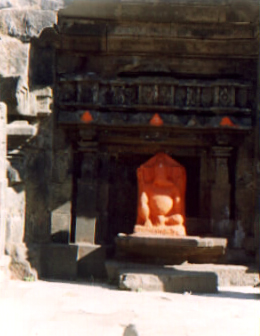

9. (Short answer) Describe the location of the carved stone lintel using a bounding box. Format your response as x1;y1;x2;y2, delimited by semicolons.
57;77;253;115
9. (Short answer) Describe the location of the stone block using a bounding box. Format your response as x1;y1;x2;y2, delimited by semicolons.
0;36;29;78
40;244;77;280
75;217;96;244
106;260;260;290
0;76;31;116
0;9;57;42
51;210;71;243
39;243;110;280
115;234;227;264
0;0;39;8
7;121;36;136
119;269;217;293
59;2;220;23
77;244;108;279
107;36;257;57
41;0;66;10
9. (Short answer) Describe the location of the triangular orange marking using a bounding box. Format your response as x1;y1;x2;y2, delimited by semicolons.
149;113;164;126
220;116;236;127
81;111;93;123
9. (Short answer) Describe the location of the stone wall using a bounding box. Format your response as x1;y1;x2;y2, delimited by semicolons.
0;103;7;258
0;0;259;279
0;0;70;278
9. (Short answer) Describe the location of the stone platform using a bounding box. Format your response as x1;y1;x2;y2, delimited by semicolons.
115;233;227;264
106;260;259;293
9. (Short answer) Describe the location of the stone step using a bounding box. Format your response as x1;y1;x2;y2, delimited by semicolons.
115;234;228;264
106;260;259;293
119;270;218;293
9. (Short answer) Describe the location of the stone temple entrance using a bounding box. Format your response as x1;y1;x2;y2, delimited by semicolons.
43;0;260;282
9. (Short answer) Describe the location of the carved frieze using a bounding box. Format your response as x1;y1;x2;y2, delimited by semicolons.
57;77;253;115
56;76;253;130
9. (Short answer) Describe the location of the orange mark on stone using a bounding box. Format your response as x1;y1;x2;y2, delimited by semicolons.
149;113;164;126
220;117;236;127
81;111;93;123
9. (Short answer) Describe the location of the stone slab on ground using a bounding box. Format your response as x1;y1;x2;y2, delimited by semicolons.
107;260;218;293
115;233;227;264
106;260;259;289
119;270;217;293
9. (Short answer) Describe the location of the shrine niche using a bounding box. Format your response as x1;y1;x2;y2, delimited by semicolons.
46;0;260;280
135;153;186;236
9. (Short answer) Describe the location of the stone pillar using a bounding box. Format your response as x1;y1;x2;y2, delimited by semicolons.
96;152;110;244
210;146;232;236
0;103;7;257
199;150;210;216
75;150;98;244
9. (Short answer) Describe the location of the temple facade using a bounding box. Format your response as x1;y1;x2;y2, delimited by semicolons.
0;0;259;280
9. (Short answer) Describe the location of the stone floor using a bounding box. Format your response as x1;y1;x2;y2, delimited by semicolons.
0;279;259;336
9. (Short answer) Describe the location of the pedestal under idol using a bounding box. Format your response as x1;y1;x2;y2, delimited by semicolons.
115;152;227;265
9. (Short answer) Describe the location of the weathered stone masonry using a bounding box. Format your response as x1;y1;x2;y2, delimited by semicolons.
0;103;7;258
0;0;259;280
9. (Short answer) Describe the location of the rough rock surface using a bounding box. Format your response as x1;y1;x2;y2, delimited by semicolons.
0;35;29;76
0;0;68;10
0;0;66;277
0;9;57;41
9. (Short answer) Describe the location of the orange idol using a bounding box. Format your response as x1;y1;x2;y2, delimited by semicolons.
135;153;187;236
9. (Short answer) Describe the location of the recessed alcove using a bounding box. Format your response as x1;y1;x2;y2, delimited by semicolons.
106;153;201;242
44;0;259;281
67;125;247;248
